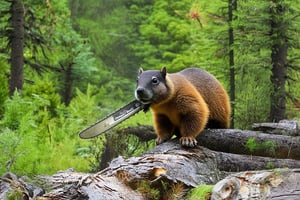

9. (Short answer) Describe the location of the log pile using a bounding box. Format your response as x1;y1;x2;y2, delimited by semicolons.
0;120;300;199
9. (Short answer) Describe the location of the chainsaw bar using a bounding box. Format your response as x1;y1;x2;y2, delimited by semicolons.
79;99;143;139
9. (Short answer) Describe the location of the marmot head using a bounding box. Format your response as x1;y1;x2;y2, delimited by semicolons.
135;67;170;105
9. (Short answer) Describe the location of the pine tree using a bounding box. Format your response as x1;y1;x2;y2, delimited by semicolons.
269;0;298;122
228;0;237;128
8;0;25;96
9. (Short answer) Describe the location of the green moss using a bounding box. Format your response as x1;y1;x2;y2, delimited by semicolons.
245;137;277;156
188;185;213;200
245;137;257;153
6;190;24;200
265;162;275;169
136;180;160;200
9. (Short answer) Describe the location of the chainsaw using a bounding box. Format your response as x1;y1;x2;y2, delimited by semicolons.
79;100;146;139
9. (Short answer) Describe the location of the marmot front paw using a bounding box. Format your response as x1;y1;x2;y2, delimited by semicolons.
156;137;169;145
180;137;198;147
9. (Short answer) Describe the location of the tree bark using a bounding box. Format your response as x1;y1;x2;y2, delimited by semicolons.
99;133;121;170
269;0;288;122
228;0;237;128
62;63;73;105
9;0;25;96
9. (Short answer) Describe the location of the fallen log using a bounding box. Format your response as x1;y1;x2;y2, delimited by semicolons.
1;138;300;199
119;126;300;160
252;119;300;136
40;170;144;200
0;172;44;200
198;129;300;160
104;139;300;177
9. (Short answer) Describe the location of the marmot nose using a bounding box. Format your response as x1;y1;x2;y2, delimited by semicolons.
136;87;145;96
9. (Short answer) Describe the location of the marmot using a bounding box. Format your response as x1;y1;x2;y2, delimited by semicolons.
135;67;231;147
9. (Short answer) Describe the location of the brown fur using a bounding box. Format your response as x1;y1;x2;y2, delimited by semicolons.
135;67;231;147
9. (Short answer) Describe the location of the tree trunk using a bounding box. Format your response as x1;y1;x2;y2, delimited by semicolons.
9;0;25;96
269;0;288;122
61;62;74;105
228;0;237;128
99;133;120;170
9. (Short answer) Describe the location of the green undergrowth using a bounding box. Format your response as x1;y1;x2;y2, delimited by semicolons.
0;83;101;176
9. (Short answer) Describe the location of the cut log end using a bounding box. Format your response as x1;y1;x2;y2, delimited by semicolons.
211;169;300;200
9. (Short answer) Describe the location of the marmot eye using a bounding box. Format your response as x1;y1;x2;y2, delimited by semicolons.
152;77;159;84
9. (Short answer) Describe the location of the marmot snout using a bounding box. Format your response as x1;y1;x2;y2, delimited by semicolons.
135;68;169;105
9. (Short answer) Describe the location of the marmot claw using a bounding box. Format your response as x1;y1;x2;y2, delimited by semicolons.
180;137;198;147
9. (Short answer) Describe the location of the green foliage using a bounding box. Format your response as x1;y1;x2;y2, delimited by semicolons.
70;0;141;79
67;84;101;125
0;92;28;130
245;138;277;156
0;60;9;117
188;184;213;200
23;75;61;115
0;83;103;175
129;0;194;70
50;20;99;103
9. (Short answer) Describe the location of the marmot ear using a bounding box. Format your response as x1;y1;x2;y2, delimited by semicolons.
161;66;167;78
139;67;144;75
